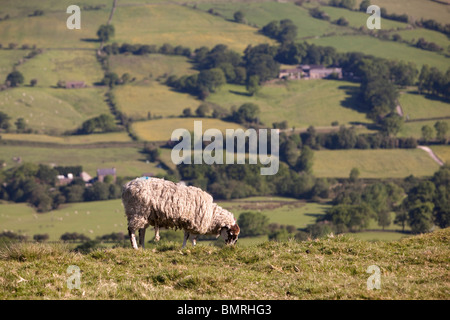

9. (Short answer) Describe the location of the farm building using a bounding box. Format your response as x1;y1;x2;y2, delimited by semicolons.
279;65;342;80
97;168;117;183
65;81;86;89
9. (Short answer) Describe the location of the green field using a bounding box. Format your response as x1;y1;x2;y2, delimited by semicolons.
362;0;450;25
399;120;450;139
0;50;31;82
132;117;245;142
0;200;126;242
307;35;450;70
207;80;370;130
400;91;450;120
197;1;345;39
313;148;440;178
0;196;410;243
109;54;197;81
112;3;274;53
114;83;200;120
0;145;165;178
321;5;407;30
0;87;110;134
392;28;450;50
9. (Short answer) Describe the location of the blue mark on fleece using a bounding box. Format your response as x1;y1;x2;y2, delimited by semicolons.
137;176;150;181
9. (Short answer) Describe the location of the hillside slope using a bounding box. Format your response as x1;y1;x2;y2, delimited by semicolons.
0;228;448;299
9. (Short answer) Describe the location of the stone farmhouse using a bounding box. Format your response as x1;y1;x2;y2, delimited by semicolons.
279;65;343;80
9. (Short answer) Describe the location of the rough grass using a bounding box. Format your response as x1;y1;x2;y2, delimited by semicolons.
312;149;440;178
0;228;448;299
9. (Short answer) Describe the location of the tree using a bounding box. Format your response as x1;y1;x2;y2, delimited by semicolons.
381;113;403;136
195;103;210;117
421;125;434;143
233;11;245;23
97;24;115;42
237;211;269;237
197;68;226;93
15;118;26;131
246;75;260;96
434;121;448;142
359;0;371;11
349;167;360;183
296;146;314;173
6;70;24;87
394;210;408;232
0;111;11;130
377;210;392;230
30;78;37;87
182;107;192;117
408;202;434;234
233;103;260;124
102;72;119;88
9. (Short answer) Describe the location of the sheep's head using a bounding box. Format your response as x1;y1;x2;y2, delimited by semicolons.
220;223;240;245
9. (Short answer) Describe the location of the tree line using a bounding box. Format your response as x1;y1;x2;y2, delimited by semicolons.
0;163;124;212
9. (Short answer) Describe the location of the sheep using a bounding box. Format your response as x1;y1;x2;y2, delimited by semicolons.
121;177;240;249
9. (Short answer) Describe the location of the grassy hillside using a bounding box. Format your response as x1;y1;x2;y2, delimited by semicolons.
0;5;109;49
0;228;448;299
313;148;440;178
0;87;111;134
17;50;102;87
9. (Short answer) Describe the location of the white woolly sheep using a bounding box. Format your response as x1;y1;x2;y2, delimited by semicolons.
121;177;240;249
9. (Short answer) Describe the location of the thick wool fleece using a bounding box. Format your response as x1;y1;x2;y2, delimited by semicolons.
122;177;236;235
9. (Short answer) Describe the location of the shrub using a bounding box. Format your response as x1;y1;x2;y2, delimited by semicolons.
237;211;270;237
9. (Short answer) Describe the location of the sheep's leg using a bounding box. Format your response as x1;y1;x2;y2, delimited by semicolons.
154;225;160;242
128;227;138;250
138;228;146;249
182;231;189;248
